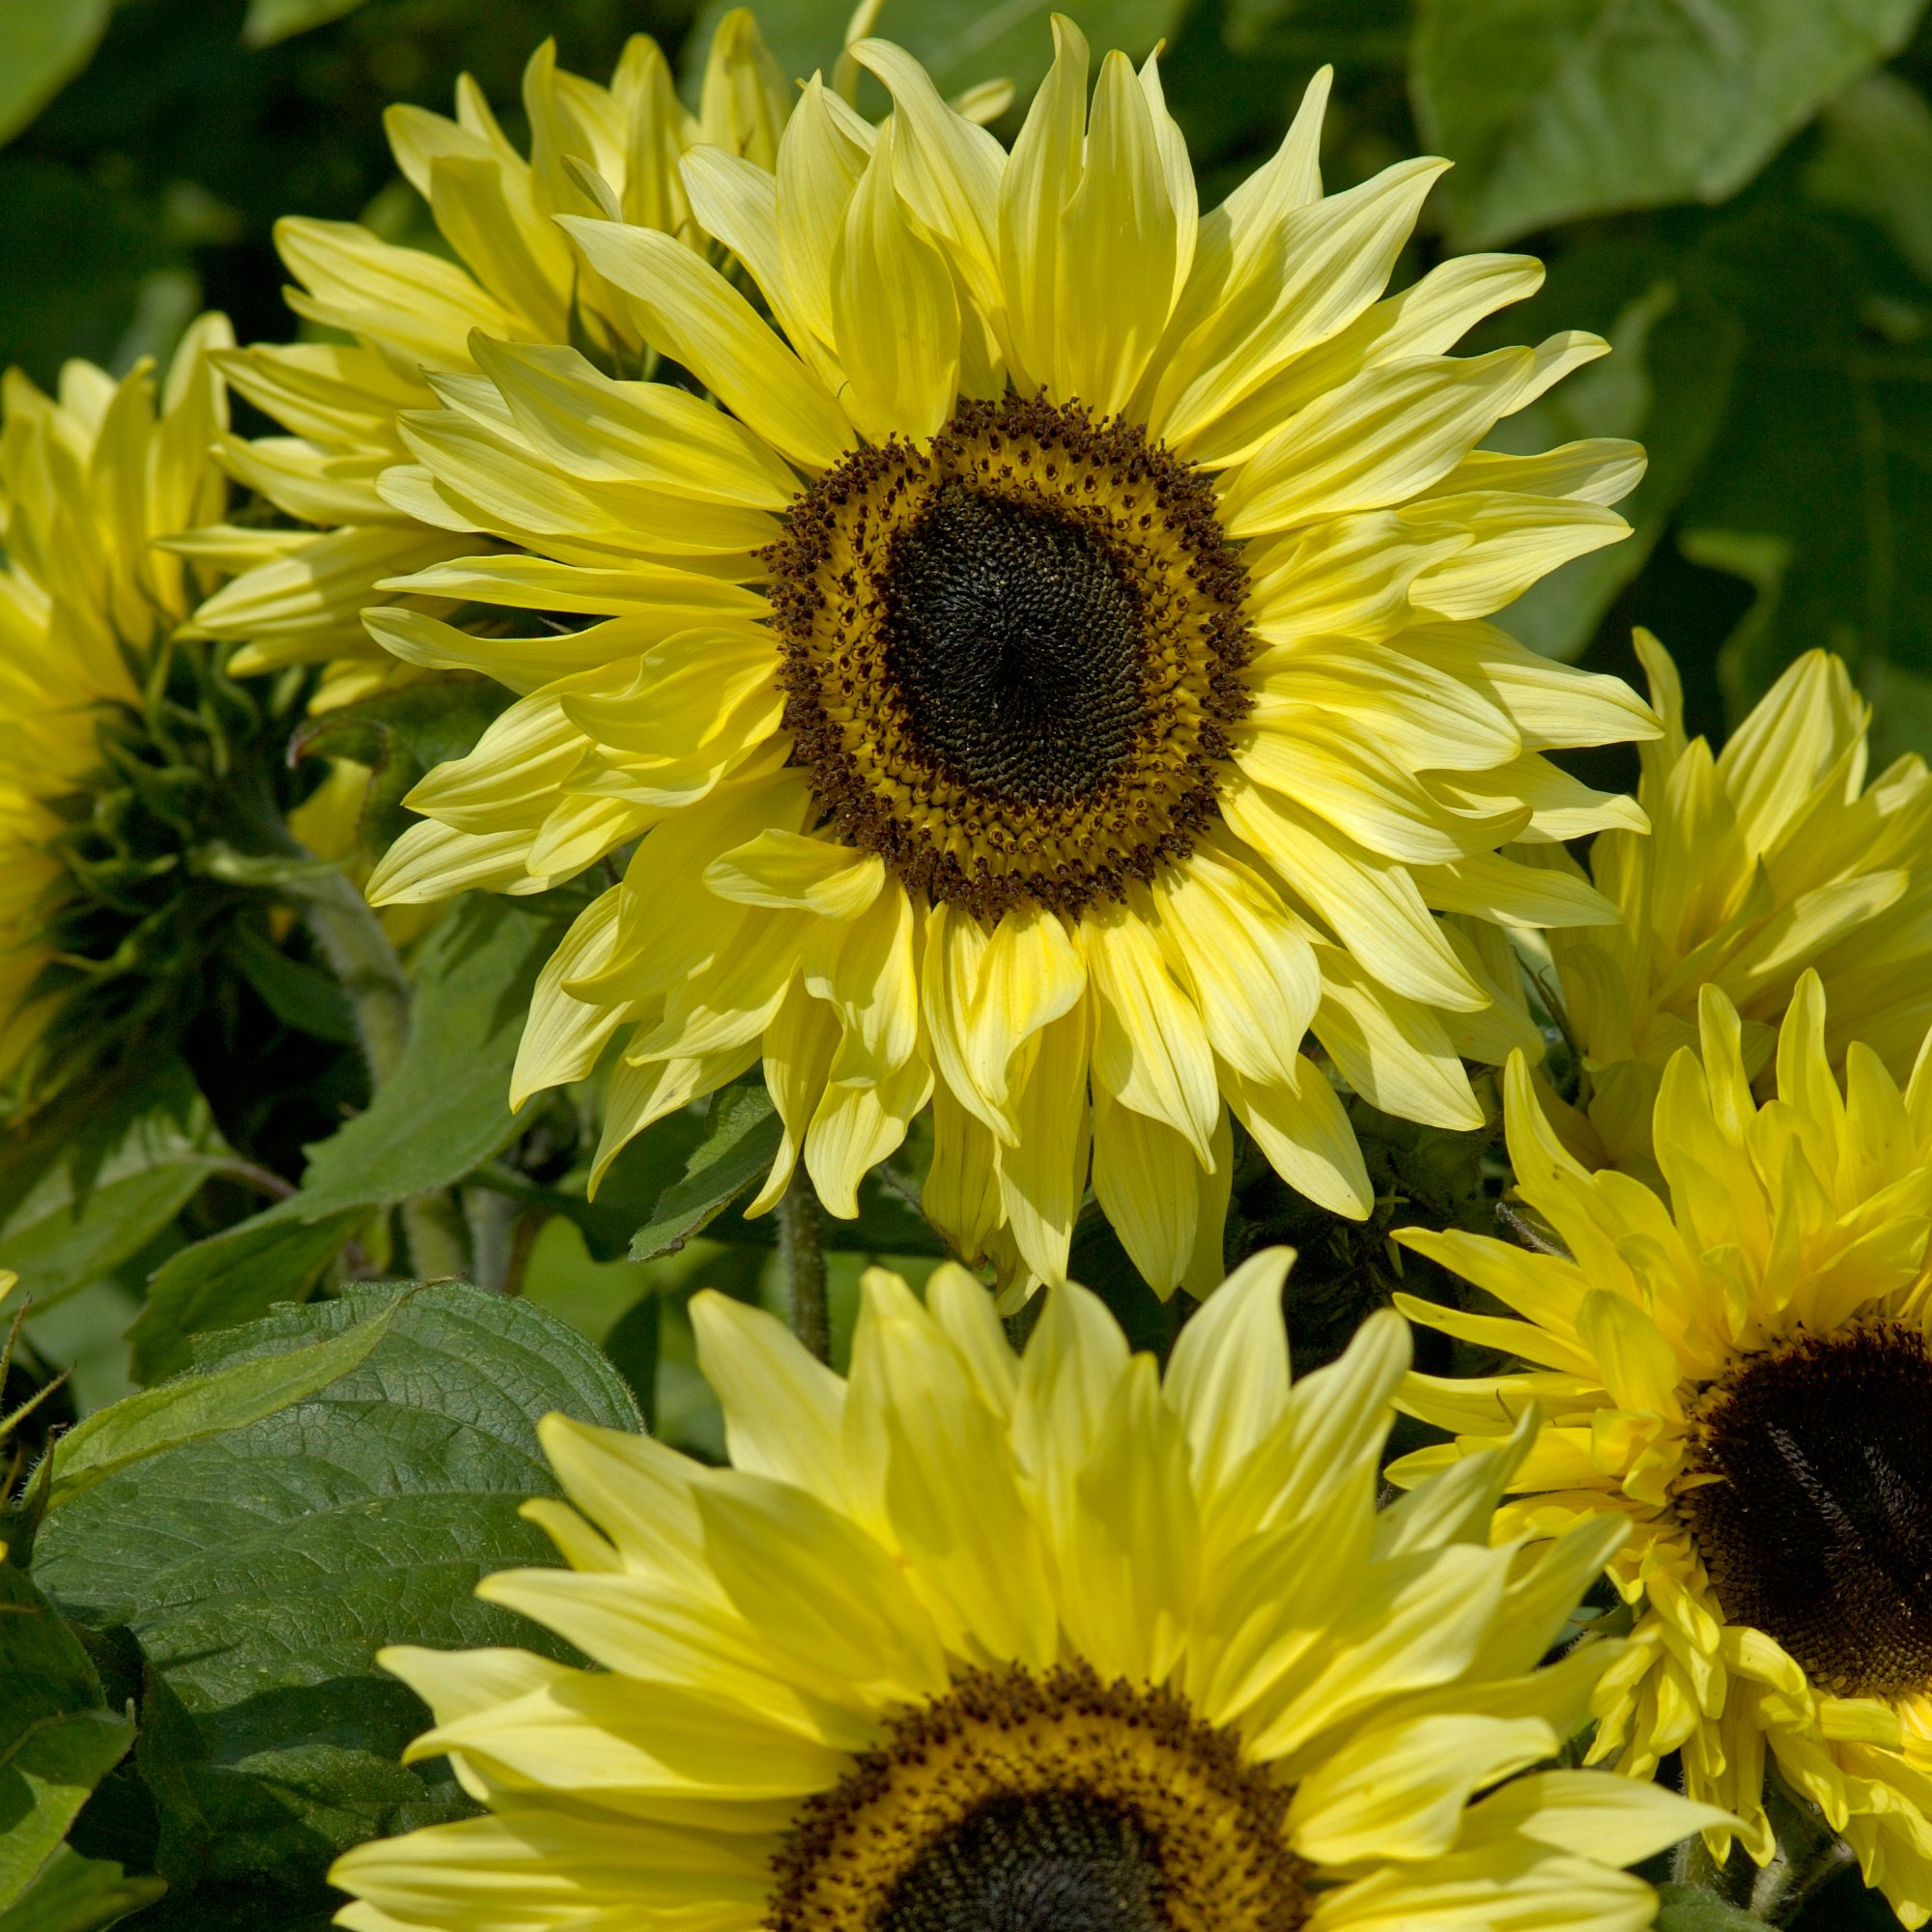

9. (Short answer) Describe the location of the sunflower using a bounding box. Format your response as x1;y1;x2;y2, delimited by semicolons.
0;320;232;1080
1529;632;1932;1172
179;11;796;709
1393;973;1932;1923
329;1250;1714;1932
347;22;1657;1298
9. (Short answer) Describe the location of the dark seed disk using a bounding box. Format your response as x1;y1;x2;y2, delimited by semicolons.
1684;1319;1932;1697
882;483;1146;809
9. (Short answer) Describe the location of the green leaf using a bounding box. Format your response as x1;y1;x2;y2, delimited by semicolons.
683;0;1186;108
1653;1884;1776;1930
292;896;554;1218
1808;70;1932;284
628;1083;783;1262
1489;250;1743;662
53;1289;406;1506
124;1208;367;1385
0;1848;163;1932
1672;202;1932;716
122;894;555;1378
228;929;355;1046
0;1564;133;1916
0;0;112;147
241;0;372;48
30;1285;641;1894
0;1064;227;1310
1412;0;1929;246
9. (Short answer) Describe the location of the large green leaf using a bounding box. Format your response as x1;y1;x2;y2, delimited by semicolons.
52;1291;406;1507
1412;0;1928;246
1674;202;1932;717
291;897;554;1217
0;1849;163;1932
120;896;557;1377
0;1565;133;1916
627;1083;782;1262
1808;71;1932;286
30;1286;640;1895
124;1208;368;1385
0;0;112;148
684;0;1187;107
1486;242;1744;662
0;1065;227;1310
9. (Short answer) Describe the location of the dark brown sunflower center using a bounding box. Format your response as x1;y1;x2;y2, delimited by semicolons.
1684;1319;1932;1698
768;1665;1306;1932
879;1789;1165;1932
882;484;1146;808
764;394;1254;919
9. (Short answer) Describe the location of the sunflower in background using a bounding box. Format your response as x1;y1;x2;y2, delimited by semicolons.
1525;631;1932;1172
1394;974;1932;1925
324;19;1660;1301
174;12;800;716
329;1249;1717;1932
0;320;243;1093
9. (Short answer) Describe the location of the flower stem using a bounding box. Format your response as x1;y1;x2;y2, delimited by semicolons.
294;869;411;1087
287;859;471;1280
779;1171;829;1363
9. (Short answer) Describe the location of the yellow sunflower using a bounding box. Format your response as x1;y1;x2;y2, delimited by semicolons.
1529;632;1932;1171
0;319;232;1078
1394;973;1932;1922
179;11;795;709
329;1250;1715;1932
346;21;1657;1299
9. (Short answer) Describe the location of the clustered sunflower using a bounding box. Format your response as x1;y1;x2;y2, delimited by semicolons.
330;1255;1716;1932
1530;632;1932;1172
1397;976;1932;1924
260;20;1665;1301
21;11;1932;1931
181;12;801;712
0;319;233;1086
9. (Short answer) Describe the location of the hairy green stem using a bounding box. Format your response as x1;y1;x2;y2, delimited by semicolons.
465;1188;521;1294
295;869;412;1087
287;855;468;1280
404;1191;470;1282
779;1171;830;1363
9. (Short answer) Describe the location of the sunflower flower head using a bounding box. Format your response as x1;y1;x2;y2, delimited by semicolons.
1395;972;1932;1922
344;20;1660;1300
329;1250;1716;1932
183;9;794;707
0;319;276;1090
1539;631;1932;1171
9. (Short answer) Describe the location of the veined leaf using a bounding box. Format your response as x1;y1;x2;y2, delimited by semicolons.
628;1082;782;1262
0;1064;228;1310
0;1848;163;1932
124;1208;368;1385
292;895;554;1217
1413;0;1927;246
53;1288;407;1504
30;1286;641;1895
0;1564;132;1916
